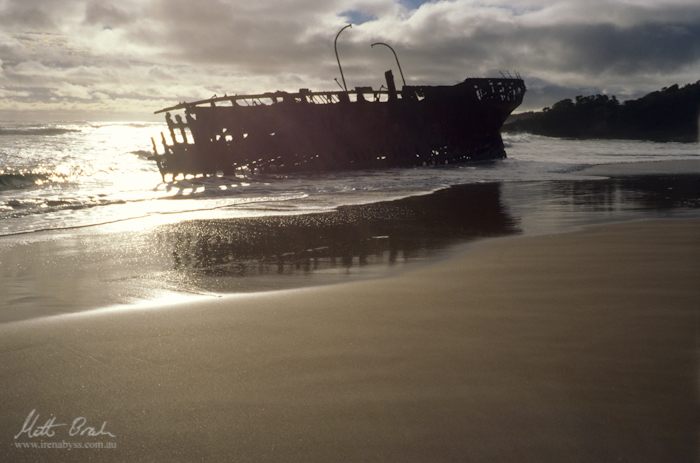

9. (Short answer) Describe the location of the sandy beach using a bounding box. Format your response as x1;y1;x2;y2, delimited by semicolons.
1;218;697;462
1;1;699;461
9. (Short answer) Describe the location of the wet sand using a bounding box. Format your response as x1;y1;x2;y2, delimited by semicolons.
3;175;700;324
580;158;700;176
1;218;698;462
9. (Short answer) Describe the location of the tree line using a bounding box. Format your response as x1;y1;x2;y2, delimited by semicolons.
504;82;700;142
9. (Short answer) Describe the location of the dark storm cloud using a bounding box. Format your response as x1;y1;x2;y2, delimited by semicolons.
392;19;700;80
518;22;700;74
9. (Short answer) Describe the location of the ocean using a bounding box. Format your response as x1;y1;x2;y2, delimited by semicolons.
2;121;699;237
1;121;699;322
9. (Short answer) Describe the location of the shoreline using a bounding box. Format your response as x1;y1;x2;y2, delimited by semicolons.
0;182;520;323
1;217;698;461
3;157;700;241
2;173;700;324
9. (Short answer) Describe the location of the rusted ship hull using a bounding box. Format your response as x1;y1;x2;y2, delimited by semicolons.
151;77;525;179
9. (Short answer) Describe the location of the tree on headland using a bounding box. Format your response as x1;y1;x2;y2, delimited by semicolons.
504;82;700;142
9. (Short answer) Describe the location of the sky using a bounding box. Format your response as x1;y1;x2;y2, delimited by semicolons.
0;0;699;121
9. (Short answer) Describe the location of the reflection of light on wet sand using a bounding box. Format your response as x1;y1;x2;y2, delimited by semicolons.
96;205;279;233
5;287;310;328
1;291;214;328
74;291;217;319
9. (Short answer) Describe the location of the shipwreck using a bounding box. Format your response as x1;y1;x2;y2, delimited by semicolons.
150;27;526;180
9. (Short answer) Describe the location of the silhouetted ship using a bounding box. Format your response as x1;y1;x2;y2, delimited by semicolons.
150;44;525;180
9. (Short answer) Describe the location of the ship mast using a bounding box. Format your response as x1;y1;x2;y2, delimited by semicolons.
371;42;406;87
334;24;352;92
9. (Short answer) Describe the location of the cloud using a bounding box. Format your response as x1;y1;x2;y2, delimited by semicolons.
0;0;86;30
53;83;94;99
0;0;699;118
518;22;700;75
0;4;55;29
83;2;133;28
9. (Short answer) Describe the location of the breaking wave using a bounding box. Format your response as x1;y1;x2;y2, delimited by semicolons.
0;166;76;191
0;127;81;136
2;196;129;218
0;172;50;191
89;122;155;129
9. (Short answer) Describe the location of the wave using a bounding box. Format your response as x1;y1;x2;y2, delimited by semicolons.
0;127;81;136
2;196;128;219
0;166;77;191
0;192;312;237
130;149;153;159
0;172;50;191
89;122;159;129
